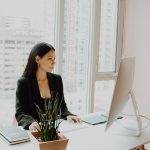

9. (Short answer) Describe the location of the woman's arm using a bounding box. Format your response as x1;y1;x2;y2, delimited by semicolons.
15;78;35;129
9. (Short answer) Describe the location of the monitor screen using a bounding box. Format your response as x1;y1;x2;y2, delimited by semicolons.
105;57;136;131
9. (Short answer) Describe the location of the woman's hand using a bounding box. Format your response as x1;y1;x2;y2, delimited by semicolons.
29;121;40;131
67;115;81;123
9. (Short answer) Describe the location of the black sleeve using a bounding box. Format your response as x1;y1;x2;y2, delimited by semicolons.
15;78;35;129
56;75;76;119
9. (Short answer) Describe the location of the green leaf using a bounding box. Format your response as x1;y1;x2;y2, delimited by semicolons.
34;91;63;141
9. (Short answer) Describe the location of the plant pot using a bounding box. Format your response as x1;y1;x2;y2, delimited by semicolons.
31;131;69;150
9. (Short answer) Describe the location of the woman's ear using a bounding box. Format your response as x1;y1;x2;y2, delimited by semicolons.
35;56;40;64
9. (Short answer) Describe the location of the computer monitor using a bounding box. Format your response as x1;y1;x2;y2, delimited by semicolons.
105;57;142;137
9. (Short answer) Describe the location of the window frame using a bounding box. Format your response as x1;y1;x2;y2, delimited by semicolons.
55;0;94;114
48;0;125;114
88;0;125;113
0;0;125;118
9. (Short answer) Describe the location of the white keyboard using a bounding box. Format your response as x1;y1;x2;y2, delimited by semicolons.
58;120;90;133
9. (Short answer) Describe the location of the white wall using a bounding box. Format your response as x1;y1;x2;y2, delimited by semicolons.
123;0;150;117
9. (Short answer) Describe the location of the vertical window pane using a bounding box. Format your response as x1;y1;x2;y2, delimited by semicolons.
94;80;115;112
62;0;91;115
98;0;118;72
0;0;56;123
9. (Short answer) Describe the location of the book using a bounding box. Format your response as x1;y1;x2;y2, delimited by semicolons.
0;126;30;145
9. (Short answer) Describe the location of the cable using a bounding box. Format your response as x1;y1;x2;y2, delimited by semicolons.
96;109;150;131
116;113;150;131
121;113;150;121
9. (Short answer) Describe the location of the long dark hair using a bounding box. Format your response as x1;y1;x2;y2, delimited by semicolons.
22;42;55;77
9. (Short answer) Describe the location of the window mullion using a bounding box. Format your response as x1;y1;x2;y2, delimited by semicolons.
54;0;65;75
87;0;101;113
95;73;117;81
116;0;125;71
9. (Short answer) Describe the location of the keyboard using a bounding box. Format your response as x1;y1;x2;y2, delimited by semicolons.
82;114;108;125
58;120;90;133
82;114;123;125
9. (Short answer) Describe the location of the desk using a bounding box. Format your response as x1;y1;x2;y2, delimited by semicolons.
0;119;150;150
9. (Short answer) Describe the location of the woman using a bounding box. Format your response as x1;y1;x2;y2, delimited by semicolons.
15;42;80;131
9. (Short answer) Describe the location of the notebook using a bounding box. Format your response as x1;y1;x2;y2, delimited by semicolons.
0;126;30;145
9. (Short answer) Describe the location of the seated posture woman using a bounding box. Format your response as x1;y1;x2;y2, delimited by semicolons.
15;42;80;131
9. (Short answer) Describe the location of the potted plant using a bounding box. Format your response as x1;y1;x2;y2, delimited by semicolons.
31;92;69;150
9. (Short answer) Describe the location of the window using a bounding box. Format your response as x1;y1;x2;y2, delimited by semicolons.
56;0;123;115
98;0;118;73
0;0;56;123
61;0;91;115
93;0;124;112
0;0;124;123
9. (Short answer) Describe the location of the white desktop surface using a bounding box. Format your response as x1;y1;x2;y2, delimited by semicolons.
65;122;150;150
0;118;150;150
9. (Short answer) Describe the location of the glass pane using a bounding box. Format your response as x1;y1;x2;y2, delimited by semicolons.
94;80;115;113
98;0;118;72
0;0;56;123
62;0;91;115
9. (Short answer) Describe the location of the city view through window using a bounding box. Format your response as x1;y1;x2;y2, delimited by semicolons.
0;0;56;123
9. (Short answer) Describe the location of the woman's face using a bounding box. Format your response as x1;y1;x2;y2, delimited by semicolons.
36;50;56;73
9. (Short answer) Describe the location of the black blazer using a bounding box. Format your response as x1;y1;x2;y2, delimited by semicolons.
15;73;73;129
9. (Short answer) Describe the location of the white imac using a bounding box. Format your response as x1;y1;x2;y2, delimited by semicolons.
105;57;142;137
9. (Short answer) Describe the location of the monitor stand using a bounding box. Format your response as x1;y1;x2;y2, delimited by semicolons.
129;90;142;136
108;90;142;137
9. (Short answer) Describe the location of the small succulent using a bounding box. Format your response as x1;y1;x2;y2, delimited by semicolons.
35;92;63;142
